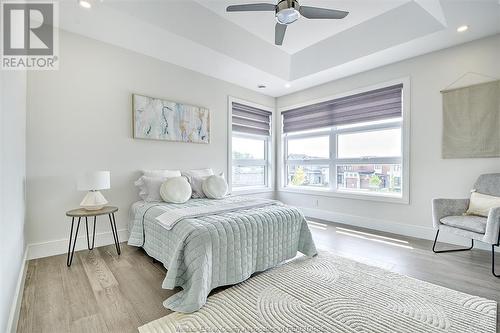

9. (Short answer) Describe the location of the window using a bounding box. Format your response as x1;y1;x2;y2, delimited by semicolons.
287;135;329;160
337;127;401;159
281;83;408;201
232;135;268;187
285;134;330;187
230;100;272;190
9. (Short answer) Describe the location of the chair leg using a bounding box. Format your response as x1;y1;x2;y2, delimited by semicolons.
492;245;499;278
432;230;474;253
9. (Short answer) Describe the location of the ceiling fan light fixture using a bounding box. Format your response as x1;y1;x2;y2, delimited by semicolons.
275;0;301;25
276;8;300;25
225;0;349;46
78;0;92;9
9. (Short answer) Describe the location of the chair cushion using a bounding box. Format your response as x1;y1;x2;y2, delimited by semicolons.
440;215;487;234
466;191;500;217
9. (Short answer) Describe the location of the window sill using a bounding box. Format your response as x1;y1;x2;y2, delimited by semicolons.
278;186;409;204
232;187;274;196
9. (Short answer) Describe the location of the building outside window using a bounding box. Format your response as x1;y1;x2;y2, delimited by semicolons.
281;82;408;202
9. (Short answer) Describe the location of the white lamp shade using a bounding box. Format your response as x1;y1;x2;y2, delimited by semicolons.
77;171;110;191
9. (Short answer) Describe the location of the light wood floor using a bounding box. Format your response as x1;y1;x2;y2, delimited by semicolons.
17;220;500;332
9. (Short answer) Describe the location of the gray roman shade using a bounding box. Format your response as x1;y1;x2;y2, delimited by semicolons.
232;102;272;136
282;84;403;133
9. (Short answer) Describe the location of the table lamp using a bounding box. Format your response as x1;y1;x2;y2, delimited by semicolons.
77;171;110;210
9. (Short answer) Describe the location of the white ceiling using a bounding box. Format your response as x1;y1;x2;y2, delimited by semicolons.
196;0;410;54
58;0;500;97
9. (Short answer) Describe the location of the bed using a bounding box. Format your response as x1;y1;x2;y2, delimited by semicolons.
128;196;317;313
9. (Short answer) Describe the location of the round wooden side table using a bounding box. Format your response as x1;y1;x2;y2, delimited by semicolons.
65;206;120;267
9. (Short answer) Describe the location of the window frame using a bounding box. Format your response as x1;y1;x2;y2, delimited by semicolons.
228;96;274;194
278;78;410;204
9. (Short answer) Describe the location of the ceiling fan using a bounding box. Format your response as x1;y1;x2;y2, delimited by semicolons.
226;0;349;46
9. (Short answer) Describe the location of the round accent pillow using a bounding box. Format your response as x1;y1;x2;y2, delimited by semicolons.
160;177;192;203
202;175;228;199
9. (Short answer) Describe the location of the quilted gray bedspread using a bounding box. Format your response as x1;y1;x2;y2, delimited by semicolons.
128;197;317;313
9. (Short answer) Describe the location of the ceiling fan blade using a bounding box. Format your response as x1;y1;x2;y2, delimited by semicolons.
275;23;287;45
299;6;349;19
226;3;275;12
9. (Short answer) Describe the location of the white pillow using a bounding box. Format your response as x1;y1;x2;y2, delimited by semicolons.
134;170;181;200
202;175;228;199
466;191;500;217
182;169;214;198
189;176;207;198
182;168;214;180
143;169;181;178
160;177;192;204
137;176;170;202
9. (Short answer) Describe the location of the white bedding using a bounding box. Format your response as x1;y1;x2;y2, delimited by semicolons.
155;196;278;229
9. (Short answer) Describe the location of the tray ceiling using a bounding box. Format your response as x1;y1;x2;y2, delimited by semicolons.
58;0;500;96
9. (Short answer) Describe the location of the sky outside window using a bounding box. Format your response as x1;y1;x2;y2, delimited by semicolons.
287;136;329;159
338;128;401;158
232;136;265;159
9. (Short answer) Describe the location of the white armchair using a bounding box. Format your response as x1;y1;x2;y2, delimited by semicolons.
432;173;500;277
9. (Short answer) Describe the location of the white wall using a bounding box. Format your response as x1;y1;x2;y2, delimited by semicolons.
276;35;500;243
26;31;275;257
0;69;27;332
24;29;500;258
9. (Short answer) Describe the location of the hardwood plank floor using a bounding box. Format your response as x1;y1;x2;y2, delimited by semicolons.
17;220;500;332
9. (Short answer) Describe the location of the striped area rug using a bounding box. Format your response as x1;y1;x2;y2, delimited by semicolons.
139;252;497;333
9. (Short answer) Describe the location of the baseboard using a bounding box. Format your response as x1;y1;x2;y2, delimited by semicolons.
300;207;499;252
27;229;129;260
6;249;28;333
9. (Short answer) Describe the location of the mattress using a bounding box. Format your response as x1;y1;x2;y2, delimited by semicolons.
128;197;317;313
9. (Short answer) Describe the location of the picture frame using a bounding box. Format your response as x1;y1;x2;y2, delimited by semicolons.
133;94;210;144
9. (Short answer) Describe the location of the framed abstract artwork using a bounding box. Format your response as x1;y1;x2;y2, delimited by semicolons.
133;94;210;144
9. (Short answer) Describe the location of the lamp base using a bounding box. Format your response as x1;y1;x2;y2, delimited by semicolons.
80;190;108;211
